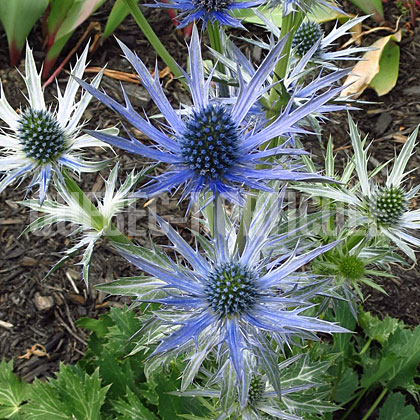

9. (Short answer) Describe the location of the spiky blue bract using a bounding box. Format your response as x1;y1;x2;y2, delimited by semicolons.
77;26;344;206
149;0;262;28
0;43;115;204
99;196;347;394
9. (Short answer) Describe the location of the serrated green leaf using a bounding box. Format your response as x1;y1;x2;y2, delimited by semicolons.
77;316;112;338
96;349;138;401
57;366;109;420
154;368;210;420
25;366;109;420
0;359;28;419
112;387;160;420
378;392;419;420
333;367;358;404
360;353;399;389
382;325;420;390
23;380;72;420
359;311;403;345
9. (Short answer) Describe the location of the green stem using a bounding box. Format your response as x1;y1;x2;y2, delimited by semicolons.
359;337;372;356
236;195;256;255
213;192;226;250
361;388;388;420
207;21;228;96
207;21;223;62
267;10;303;116
340;388;368;420
123;0;184;83
330;360;343;402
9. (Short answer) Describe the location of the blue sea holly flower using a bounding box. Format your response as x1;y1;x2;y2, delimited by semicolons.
0;44;115;204
99;197;347;392
149;0;262;28
77;26;344;206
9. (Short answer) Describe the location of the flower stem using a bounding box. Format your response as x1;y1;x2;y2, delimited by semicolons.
361;388;388;420
207;21;228;96
359;337;372;356
213;192;226;251
123;0;184;82
267;11;303;118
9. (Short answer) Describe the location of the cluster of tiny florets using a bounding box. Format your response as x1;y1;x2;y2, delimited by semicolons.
192;0;232;12
370;186;407;226
180;104;239;179
292;21;323;57
204;262;258;317
248;375;266;406
17;109;66;162
338;255;365;281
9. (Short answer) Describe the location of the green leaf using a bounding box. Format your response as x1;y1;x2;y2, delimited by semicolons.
370;40;400;96
333;367;359;404
378;392;419;420
332;300;357;358
96;349;137;399
77;316;112;338
103;0;132;40
112;387;160;420
348;0;383;21
382;325;420;390
24;366;109;420
49;0;106;41
0;0;49;64
361;353;399;390
153;367;210;420
359;311;403;345
23;380;72;420
0;359;28;419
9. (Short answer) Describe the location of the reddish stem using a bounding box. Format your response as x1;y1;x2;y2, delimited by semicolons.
9;41;21;66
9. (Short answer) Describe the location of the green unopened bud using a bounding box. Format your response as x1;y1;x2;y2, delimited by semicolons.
338;255;365;281
292;21;323;57
370;186;406;226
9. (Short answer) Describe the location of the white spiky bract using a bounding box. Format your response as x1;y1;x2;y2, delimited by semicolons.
296;114;420;261
21;163;143;284
0;43;116;203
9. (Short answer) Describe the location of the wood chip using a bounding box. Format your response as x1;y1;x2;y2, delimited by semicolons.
0;320;13;329
34;293;55;312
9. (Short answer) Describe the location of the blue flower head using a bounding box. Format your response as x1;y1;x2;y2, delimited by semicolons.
77;26;343;206
99;196;348;394
149;0;262;28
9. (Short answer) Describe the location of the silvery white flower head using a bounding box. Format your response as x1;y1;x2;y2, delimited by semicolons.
291;16;371;70
243;14;370;73
297;115;420;261
0;43;115;204
97;194;347;395
177;354;335;419
21;163;143;285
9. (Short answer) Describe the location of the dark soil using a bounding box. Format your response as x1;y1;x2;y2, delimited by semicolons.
0;0;419;416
